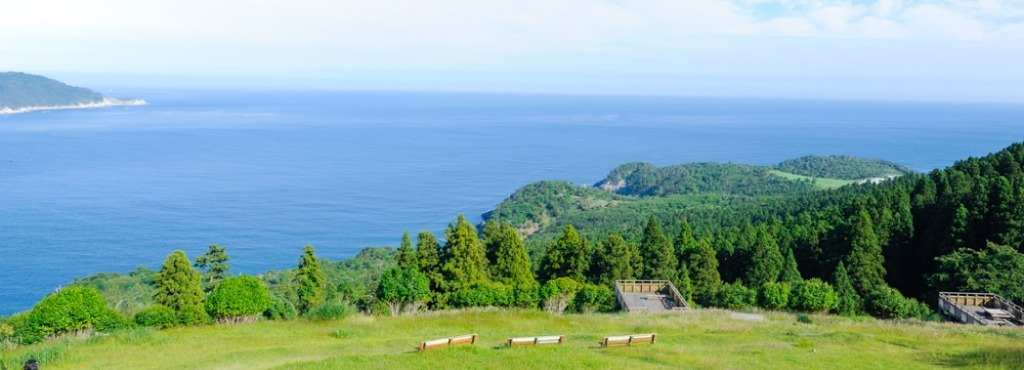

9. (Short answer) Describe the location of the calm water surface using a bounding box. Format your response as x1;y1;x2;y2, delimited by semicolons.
1;90;1022;315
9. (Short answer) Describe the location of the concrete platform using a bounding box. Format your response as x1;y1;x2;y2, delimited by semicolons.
615;280;690;313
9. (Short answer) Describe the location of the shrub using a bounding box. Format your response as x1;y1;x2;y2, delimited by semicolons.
790;278;837;313
25;286;124;342
865;286;917;319
510;282;541;309
713;282;756;309
570;284;614;313
758;282;791;310
796;313;814;324
305;301;357;321
134;305;177;329
176;305;210;326
375;268;430;315
540;277;582;314
264;297;298;321
205;276;272;323
449;282;513;308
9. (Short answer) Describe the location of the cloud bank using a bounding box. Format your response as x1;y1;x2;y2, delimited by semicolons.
0;0;1021;101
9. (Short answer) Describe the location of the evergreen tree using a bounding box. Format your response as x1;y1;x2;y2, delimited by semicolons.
845;210;887;296
639;215;677;280
481;218;502;265
154;250;205;312
746;226;783;287
674;220;698;265
687;238;722;304
833;261;860;316
592;234;635;286
572;237;592;283
194;244;230;287
416;231;444;290
540;225;588;282
294;245;326;314
677;262;693;302
490;222;535;287
395;232;419;271
628;237;643;279
780;248;802;284
441;214;489;289
946;204;970;254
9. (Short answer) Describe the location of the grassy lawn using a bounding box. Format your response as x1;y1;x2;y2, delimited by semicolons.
3;309;1023;369
769;170;858;189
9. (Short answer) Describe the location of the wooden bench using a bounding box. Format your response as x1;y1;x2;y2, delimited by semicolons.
599;333;657;347
507;335;566;347
418;333;479;352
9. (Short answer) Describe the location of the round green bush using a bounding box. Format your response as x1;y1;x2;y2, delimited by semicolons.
449;282;514;308
790;278;837;313
26;286;123;342
865;286;913;319
134;305;177;329
714;282;756;309
570;284;614;313
510;282;540;309
205;276;272;323
540;277;582;314
758;282;791;310
264;297;298;321
176;305;211;326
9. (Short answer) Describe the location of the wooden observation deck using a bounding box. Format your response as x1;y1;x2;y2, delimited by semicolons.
938;292;1024;327
615;280;690;314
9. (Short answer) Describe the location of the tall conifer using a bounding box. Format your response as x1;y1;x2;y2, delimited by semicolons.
687;238;722;304
154;250;205;312
746;226;783;287
193;244;230;287
833;261;860;315
593;234;635;286
415;231;444;290
780;248;802;284
640;215;677;280
845;211;887;296
395;232;419;271
441;214;488;289
540;225;584;282
490;223;535;287
294;245;326;314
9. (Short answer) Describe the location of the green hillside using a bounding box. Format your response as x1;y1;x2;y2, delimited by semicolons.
488;156;908;246
3;309;1020;369
595;162;817;197
0;72;105;110
775;155;915;180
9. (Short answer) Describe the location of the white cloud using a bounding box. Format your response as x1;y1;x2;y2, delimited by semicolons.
0;0;1019;101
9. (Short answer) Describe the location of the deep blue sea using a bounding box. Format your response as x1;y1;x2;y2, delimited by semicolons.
1;90;1022;315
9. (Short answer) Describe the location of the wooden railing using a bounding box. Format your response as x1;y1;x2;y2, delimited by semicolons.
939;292;1024;326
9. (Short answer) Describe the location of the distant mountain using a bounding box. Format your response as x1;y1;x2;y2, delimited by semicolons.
0;72;145;114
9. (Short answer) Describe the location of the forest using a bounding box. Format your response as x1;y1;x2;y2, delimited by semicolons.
3;145;1023;345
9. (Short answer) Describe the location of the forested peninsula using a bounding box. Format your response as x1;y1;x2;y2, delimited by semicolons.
0;72;145;114
3;146;1024;368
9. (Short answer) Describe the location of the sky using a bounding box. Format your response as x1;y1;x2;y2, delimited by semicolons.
1;0;1022;101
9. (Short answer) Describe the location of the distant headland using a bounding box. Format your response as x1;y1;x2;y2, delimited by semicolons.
0;72;146;114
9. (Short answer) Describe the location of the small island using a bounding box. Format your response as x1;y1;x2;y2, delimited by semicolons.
0;72;146;114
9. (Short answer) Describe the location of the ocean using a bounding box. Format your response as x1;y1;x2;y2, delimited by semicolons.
1;90;1022;315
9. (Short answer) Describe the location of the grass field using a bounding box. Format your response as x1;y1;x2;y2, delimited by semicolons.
3;309;1023;369
769;170;858;189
